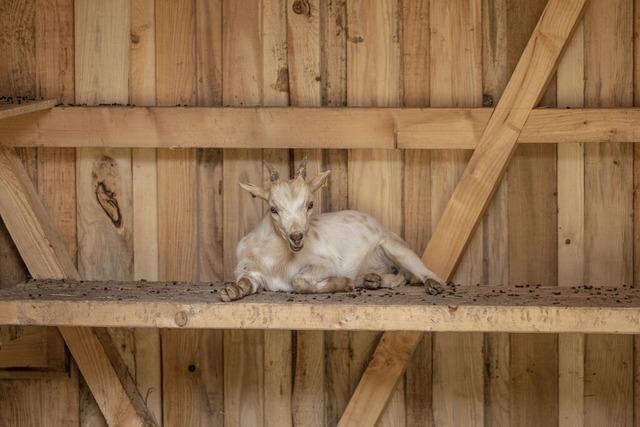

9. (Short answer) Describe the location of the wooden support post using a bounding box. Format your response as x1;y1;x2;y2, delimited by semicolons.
338;0;588;425
0;146;157;427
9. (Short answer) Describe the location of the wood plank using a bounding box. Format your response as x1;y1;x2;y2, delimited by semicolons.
154;2;224;426
74;2;134;424
320;1;349;425
261;2;293;426
481;1;510;425
583;1;634;426
130;0;162;425
345;0;404;426
3;280;640;333
0;147;156;426
340;0;588;425
0;99;57;120
3;106;640;149
506;1;558;425
557;20;585;427
400;0;432;425
428;1;484;425
222;2;266;426
287;1;324;426
634;1;640;424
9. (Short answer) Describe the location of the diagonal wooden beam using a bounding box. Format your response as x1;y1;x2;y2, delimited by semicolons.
338;0;588;425
0;99;57;120
0;146;157;427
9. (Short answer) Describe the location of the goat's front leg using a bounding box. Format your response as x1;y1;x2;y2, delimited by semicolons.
219;276;262;302
292;265;355;294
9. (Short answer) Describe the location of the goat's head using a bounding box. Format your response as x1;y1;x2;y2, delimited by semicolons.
239;157;330;252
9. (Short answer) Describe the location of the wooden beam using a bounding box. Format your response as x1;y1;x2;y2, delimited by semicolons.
0;99;57;121
0;106;639;148
2;280;640;333
338;0;588;425
0;146;157;427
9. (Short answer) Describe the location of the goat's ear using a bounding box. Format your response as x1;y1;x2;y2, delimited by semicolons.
239;182;269;201
309;170;331;193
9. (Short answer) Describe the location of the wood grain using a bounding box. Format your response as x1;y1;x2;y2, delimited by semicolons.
557;20;585;427
287;1;325;425
583;1;634;426
342;0;588;425
345;0;404;425
481;1;510;425
506;1;558;425
4;281;640;333
0;146;156;426
429;2;484;425
74;3;134;424
222;2;266;426
130;0;162;424
320;1;350;425
0;99;56;120
401;1;432;424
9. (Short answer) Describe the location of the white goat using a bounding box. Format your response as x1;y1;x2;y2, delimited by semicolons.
219;158;443;302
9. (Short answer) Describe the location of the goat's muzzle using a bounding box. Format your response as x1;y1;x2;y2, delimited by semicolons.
289;232;304;252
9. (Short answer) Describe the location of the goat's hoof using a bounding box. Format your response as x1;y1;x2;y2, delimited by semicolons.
219;283;239;302
425;279;443;296
363;273;382;290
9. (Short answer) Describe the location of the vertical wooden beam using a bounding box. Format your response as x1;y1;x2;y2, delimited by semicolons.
155;1;226;426
345;0;404;425
557;20;585;427
583;1;634;426
339;1;587;425
401;0;432;425
506;1;558;425
320;1;350;425
130;0;162;424
33;0;80;422
634;1;640;424
429;1;484;425
481;1;510;425
262;2;293;426
74;2;134;424
222;2;269;425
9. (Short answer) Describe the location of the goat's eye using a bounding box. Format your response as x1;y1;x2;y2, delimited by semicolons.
270;206;278;215
307;201;314;210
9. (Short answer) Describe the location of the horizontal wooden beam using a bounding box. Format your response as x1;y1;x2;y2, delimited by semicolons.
0;106;638;148
2;280;640;333
0;99;57;120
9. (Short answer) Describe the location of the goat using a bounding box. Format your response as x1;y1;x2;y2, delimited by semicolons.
219;158;443;302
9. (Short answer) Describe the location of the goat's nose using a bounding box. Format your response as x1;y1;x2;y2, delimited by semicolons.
290;232;304;243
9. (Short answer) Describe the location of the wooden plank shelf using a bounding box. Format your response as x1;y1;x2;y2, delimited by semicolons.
1;280;640;333
0;106;638;149
0;99;57;120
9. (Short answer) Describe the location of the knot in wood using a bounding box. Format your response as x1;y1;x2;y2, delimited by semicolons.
174;311;188;327
292;0;311;16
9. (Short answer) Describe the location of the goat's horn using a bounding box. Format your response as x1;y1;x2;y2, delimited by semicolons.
295;155;308;179
263;160;280;182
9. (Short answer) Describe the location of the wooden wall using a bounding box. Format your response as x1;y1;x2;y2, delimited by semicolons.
0;0;638;425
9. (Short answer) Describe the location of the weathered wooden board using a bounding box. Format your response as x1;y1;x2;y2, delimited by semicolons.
340;0;588;425
2;107;640;148
583;1;634;426
2;281;640;334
